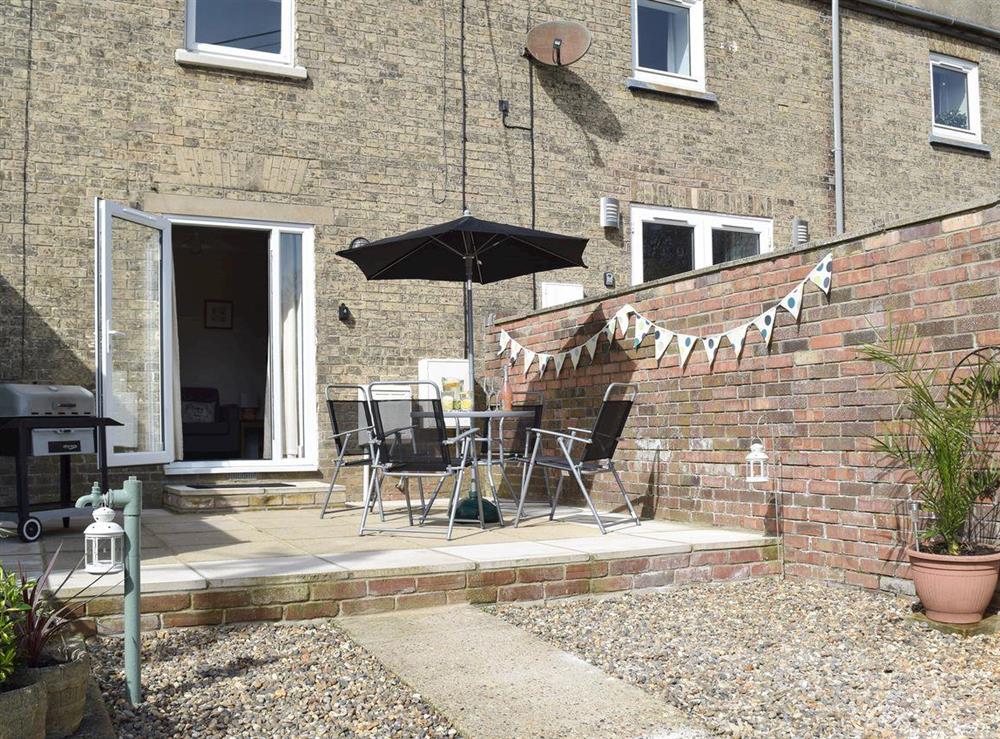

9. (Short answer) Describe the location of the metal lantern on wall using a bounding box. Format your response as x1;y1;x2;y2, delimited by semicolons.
84;505;124;575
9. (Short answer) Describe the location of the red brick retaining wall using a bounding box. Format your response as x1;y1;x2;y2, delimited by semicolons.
488;199;1000;594
70;545;779;633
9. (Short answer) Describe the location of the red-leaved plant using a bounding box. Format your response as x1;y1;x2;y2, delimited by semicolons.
16;544;116;667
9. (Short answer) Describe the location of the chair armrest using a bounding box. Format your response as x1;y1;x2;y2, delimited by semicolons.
527;428;592;444
447;427;479;445
567;427;592;435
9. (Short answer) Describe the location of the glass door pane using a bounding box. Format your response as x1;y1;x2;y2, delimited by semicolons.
267;231;304;460
96;200;175;467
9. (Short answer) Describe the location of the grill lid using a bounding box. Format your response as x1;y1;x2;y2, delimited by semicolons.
0;384;96;417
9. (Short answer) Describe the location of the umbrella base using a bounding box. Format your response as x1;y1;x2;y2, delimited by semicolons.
453;495;500;524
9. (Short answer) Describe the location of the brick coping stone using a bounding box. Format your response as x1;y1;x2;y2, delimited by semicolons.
66;542;781;634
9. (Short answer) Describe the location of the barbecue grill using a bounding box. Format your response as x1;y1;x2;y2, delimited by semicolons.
0;384;121;542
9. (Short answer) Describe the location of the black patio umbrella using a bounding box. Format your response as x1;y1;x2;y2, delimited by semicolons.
337;212;588;388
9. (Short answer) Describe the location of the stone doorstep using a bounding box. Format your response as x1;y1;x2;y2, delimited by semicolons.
64;539;782;634
162;481;342;512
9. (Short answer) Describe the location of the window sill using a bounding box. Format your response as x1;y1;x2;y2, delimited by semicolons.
928;134;991;156
174;49;308;80
626;77;718;104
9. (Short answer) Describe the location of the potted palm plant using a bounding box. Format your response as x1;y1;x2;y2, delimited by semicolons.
861;325;1000;624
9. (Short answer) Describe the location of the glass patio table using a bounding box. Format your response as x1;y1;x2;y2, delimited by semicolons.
442;408;534;526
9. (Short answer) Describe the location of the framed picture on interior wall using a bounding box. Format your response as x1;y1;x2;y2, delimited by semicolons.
204;300;233;329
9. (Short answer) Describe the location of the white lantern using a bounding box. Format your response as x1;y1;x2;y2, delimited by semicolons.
745;441;769;484
84;506;124;575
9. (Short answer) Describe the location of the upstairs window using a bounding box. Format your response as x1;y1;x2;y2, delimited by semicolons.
630;205;772;285
632;0;705;92
930;53;981;144
182;0;297;71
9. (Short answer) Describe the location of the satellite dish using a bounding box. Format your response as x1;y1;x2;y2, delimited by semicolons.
525;20;592;67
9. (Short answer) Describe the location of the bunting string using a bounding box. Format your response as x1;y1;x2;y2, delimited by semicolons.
496;252;834;376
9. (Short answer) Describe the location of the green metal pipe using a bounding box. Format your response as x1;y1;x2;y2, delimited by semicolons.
75;475;142;706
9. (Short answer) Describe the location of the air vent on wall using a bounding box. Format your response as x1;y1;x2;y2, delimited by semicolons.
792;217;810;246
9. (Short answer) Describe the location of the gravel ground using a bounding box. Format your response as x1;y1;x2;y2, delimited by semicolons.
88;621;459;738
489;578;1000;738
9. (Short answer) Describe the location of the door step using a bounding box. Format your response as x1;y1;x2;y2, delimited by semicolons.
163;481;343;512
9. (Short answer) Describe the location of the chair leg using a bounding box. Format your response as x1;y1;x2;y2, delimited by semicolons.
320;460;342;518
514;437;541;527
484;463;505;526
570;466;607;535
446;469;465;541
472;462;486;529
542;468;554;506
419;476;446;524
549;474;565;521
358;466;380;536
417;478;427;515
401;477;414;527
611;463;640;525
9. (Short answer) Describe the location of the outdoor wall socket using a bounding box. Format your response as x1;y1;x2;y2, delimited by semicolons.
498;100;510;115
604;272;615;288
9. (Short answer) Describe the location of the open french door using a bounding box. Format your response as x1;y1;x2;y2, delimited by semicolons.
95;198;176;467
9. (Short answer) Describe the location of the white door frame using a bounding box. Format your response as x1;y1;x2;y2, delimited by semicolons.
162;214;318;475
95;199;176;467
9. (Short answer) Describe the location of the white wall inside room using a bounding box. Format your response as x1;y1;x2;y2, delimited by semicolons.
173;226;269;407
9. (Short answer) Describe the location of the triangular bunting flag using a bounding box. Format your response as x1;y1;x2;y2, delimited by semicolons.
654;327;674;361
677;334;698;367
537;353;550;376
704;334;723;365
553;352;566;377
523;349;536;375
616;305;633;337
634;315;652;347
570;345;583;369
780;281;805;321
807;252;834;295
509;340;522;362
584;334;599;361
726;323;749;358
497;330;511;355
753;307;777;348
603;319;617;343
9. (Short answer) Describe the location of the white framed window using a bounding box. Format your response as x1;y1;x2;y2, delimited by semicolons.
540;282;584;308
930;53;981;144
629;205;773;285
631;0;705;92
175;0;307;79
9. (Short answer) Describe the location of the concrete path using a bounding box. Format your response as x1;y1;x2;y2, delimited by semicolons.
338;604;706;739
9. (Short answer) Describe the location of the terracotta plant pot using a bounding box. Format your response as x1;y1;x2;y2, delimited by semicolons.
907;547;1000;624
0;680;47;739
14;652;91;739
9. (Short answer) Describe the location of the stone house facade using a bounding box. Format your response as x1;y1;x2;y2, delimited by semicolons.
0;0;997;506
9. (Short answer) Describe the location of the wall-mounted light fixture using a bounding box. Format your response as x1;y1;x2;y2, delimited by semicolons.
600;196;620;229
338;303;351;322
791;218;810;246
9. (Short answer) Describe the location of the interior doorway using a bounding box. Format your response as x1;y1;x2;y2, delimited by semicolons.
173;225;269;461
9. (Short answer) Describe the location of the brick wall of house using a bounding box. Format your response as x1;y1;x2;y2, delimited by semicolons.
0;0;996;506
488;198;1000;592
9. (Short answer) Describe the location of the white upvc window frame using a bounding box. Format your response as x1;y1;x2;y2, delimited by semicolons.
163;214;318;476
929;53;981;145
629;204;773;286
631;0;706;92
175;0;307;79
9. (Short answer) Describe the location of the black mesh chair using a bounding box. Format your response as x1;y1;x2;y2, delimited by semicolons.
494;398;551;504
361;382;480;539
320;384;380;519
514;383;640;534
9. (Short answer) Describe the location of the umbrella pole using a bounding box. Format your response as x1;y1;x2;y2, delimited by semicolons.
465;256;475;392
